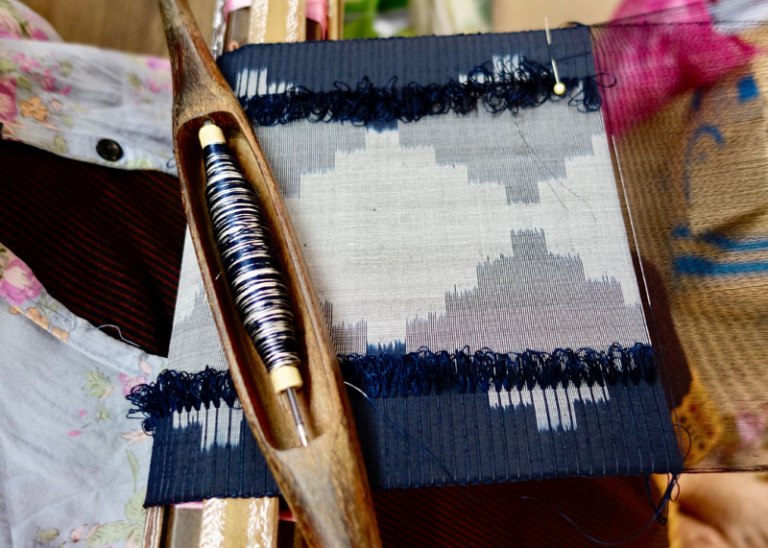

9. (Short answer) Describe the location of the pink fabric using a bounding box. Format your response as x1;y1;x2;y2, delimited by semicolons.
0;255;43;307
596;0;756;135
613;0;707;19
222;0;328;36
224;0;252;17
306;0;328;37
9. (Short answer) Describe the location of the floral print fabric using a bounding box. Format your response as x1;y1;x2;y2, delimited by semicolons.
0;6;175;543
0;243;165;546
0;1;175;173
0;0;60;42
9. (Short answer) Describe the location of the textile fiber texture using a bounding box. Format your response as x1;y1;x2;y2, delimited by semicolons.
136;27;682;504
598;21;768;468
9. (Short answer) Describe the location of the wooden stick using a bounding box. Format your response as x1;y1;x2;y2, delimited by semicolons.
248;0;306;44
157;1;380;545
143;506;166;548
327;0;342;40
199;498;280;547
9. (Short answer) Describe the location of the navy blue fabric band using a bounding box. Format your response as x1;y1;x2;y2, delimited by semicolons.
129;342;682;505
217;27;604;126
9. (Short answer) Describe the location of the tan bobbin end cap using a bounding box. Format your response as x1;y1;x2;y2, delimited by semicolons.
270;365;303;393
198;122;226;147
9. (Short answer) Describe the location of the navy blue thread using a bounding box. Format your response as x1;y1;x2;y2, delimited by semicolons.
345;381;456;482
239;59;608;127
128;343;655;434
203;140;301;374
127;367;239;433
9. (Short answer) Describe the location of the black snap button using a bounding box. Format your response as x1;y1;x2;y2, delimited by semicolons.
96;139;124;162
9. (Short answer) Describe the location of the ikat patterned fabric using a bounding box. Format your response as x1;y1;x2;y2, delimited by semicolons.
133;26;683;504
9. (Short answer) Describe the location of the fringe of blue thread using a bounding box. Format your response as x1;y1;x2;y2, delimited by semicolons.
128;342;654;434
240;58;606;126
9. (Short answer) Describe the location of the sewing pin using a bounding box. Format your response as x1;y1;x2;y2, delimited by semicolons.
545;18;566;96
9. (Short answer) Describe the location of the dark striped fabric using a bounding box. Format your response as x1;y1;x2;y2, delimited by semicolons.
372;477;668;548
0;140;185;357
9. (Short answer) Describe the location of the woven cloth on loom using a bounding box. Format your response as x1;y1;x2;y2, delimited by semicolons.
130;26;683;505
595;17;768;468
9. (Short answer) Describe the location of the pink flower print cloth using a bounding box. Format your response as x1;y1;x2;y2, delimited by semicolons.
597;0;756;135
0;254;43;306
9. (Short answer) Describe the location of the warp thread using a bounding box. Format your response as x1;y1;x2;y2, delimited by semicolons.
140;376;678;545
345;380;457;482
239;58;609;126
127;342;655;433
